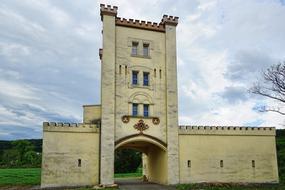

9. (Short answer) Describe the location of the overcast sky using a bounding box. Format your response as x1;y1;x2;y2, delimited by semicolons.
1;0;285;140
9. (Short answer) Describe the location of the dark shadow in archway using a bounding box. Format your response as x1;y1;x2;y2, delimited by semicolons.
114;148;142;179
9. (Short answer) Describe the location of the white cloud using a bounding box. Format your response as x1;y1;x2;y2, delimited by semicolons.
176;0;285;129
0;80;39;100
0;0;285;139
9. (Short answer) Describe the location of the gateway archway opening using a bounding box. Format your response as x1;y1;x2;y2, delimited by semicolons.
114;138;167;185
115;148;142;178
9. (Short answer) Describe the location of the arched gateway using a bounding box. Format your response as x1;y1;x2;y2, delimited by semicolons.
115;135;168;184
41;4;279;188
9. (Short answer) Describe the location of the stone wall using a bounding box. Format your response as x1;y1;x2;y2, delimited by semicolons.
146;144;168;184
41;122;100;188
110;9;179;185
178;126;279;184
114;25;167;144
83;105;101;124
100;10;116;185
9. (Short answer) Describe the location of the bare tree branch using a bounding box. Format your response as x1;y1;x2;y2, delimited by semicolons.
258;106;285;115
250;61;285;115
265;109;285;115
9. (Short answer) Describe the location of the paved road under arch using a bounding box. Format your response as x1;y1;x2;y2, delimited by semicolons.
116;178;176;190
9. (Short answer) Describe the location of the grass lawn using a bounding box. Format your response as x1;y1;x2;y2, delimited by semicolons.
176;183;285;190
0;168;41;186
0;168;142;185
0;168;142;187
0;168;117;189
114;167;142;178
114;172;142;178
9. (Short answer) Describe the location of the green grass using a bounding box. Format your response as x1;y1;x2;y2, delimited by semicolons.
0;168;118;189
0;167;141;186
176;183;285;190
114;172;142;178
0;168;40;186
114;167;142;178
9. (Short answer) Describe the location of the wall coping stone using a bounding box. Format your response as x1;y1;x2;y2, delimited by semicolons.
43;122;99;133
178;125;276;136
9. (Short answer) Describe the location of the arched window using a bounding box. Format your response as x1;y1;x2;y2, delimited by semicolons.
129;92;153;117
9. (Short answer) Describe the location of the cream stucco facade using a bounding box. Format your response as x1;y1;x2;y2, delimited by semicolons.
41;4;279;188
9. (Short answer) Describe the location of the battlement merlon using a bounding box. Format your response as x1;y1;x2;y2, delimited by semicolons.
161;15;179;26
115;17;165;32
100;4;118;21
178;126;276;136
100;4;178;31
43;122;99;133
114;15;179;32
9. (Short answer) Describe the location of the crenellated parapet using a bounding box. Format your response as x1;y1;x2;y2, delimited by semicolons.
178;125;276;136
115;17;165;32
100;4;178;32
161;15;179;26
43;122;99;133
100;4;118;20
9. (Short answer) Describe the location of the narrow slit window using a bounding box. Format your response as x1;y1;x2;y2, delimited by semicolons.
252;160;255;168
132;42;138;55
119;65;122;74
78;159;81;167
187;160;191;168
154;69;156;78
125;65;127;75
220;160;223;168
143;43;149;57
159;69;162;79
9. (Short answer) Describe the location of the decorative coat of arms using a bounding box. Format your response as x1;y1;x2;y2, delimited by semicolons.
121;115;130;123
134;120;149;133
152;117;160;125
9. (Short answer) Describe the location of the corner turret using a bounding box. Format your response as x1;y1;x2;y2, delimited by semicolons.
100;4;118;20
161;15;179;26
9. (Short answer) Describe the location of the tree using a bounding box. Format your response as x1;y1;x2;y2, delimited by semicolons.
23;151;41;167
1;149;20;167
11;140;34;164
115;149;142;173
0;139;41;168
250;62;285;115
